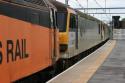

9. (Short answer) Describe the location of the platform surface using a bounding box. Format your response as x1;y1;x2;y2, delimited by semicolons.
47;40;116;83
113;29;125;40
88;40;125;83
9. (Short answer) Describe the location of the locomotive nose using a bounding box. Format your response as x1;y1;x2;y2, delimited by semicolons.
59;33;68;44
59;33;68;52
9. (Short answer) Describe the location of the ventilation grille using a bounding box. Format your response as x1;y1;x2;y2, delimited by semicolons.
24;0;45;6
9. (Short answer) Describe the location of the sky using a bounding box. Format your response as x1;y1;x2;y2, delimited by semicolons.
56;0;125;23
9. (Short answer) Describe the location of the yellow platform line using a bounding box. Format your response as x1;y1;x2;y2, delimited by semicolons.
73;40;116;83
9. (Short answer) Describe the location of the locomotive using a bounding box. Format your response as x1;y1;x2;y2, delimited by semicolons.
0;0;59;82
50;1;110;69
0;0;110;83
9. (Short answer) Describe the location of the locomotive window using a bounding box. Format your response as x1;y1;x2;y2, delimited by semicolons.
69;14;77;31
56;12;67;32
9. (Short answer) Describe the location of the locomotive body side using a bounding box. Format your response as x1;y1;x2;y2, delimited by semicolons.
0;0;59;82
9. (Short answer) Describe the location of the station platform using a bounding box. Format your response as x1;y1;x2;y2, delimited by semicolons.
88;40;125;83
47;40;116;83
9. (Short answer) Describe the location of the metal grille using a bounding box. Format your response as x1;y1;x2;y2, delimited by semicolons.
23;0;45;6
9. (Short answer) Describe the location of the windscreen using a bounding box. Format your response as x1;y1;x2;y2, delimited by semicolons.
56;12;67;32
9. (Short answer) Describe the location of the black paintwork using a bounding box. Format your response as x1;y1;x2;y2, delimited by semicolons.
0;1;51;28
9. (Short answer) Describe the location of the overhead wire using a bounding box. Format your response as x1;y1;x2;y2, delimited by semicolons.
93;0;111;21
75;0;86;12
75;0;110;21
65;0;111;22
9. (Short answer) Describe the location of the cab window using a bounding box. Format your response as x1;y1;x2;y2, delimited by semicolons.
56;12;67;32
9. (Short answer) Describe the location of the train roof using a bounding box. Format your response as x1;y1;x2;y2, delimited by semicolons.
50;1;99;20
76;10;100;21
77;11;108;25
49;0;76;13
2;0;56;11
50;1;107;25
49;1;68;12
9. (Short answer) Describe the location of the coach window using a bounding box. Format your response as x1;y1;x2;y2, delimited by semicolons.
69;14;77;31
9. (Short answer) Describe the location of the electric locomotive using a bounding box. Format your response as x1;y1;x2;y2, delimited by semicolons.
51;1;110;69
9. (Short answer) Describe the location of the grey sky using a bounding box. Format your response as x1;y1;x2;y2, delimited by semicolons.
56;0;125;23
